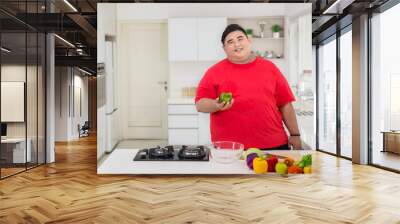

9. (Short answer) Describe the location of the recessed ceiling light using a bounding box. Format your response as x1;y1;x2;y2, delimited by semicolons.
322;0;351;14
63;0;78;12
54;34;75;48
78;67;92;76
1;47;11;53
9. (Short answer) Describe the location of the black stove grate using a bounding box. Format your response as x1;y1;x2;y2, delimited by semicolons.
133;145;210;161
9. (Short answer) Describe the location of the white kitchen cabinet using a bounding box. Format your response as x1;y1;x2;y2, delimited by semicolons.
167;102;211;145
197;17;227;61
198;112;211;145
168;129;198;145
168;115;198;128
168;18;197;61
168;103;198;145
168;17;227;61
168;104;197;114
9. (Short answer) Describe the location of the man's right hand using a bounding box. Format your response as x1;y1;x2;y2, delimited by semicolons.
196;98;234;113
215;97;234;112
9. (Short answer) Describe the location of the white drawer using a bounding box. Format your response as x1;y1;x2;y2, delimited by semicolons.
198;112;211;145
168;129;198;145
168;115;198;128
168;104;197;115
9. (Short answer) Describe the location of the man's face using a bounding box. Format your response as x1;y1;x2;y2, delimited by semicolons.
223;30;252;62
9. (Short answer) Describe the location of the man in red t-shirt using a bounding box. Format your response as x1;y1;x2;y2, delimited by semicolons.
195;24;302;150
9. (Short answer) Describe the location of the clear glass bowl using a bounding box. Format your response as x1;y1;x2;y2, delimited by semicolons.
209;141;244;164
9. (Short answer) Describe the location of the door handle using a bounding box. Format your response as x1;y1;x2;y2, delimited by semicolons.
157;81;168;91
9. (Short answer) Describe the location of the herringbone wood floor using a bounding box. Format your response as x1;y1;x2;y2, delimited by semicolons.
1;135;400;224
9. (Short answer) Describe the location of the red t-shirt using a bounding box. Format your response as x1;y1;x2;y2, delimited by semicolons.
195;56;295;149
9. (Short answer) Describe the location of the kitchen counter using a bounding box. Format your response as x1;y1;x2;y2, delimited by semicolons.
97;148;311;174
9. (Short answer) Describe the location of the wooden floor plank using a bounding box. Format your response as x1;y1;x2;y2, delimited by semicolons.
0;135;400;223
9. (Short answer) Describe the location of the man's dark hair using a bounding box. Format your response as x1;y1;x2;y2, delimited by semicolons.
221;24;247;44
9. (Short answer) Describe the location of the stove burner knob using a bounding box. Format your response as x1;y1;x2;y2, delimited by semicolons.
139;149;148;159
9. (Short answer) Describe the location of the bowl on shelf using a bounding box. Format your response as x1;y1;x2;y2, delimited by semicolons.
209;141;244;164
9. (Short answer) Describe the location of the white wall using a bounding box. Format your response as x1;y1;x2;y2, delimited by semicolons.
72;73;89;138
97;4;119;160
1;66;26;138
116;3;311;86
168;62;214;99
1;65;36;137
97;4;117;63
1;64;47;163
54;67;89;141
55;67;69;141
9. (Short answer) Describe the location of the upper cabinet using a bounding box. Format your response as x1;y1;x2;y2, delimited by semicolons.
168;18;198;61
168;17;227;62
197;17;227;61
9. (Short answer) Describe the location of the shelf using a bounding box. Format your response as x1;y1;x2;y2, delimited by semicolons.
256;56;284;60
228;16;284;20
264;58;285;60
251;37;284;40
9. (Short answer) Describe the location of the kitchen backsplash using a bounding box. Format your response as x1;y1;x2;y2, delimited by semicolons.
168;61;215;99
181;87;197;98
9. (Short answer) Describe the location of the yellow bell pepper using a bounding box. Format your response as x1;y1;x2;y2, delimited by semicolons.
303;166;312;174
253;157;268;174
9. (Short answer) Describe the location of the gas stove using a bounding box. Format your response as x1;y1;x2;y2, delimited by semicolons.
133;145;210;161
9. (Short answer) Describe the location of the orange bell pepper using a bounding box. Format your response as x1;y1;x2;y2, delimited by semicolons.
288;165;303;174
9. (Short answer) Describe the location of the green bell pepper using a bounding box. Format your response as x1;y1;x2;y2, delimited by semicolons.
218;92;232;104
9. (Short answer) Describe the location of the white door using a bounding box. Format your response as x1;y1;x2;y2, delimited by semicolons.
120;23;168;139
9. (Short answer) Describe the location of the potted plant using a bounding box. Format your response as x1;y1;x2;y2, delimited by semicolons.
271;24;282;38
245;28;253;38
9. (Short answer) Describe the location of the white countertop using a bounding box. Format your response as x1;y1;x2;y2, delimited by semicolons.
97;148;312;175
167;98;195;105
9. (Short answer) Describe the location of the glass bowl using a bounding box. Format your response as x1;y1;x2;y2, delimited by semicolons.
209;141;244;164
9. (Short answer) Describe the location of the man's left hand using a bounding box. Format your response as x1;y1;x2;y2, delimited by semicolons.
288;136;302;150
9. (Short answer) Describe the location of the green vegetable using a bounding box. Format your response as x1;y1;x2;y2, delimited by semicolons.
218;92;232;104
297;161;305;169
242;148;265;160
296;154;312;168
